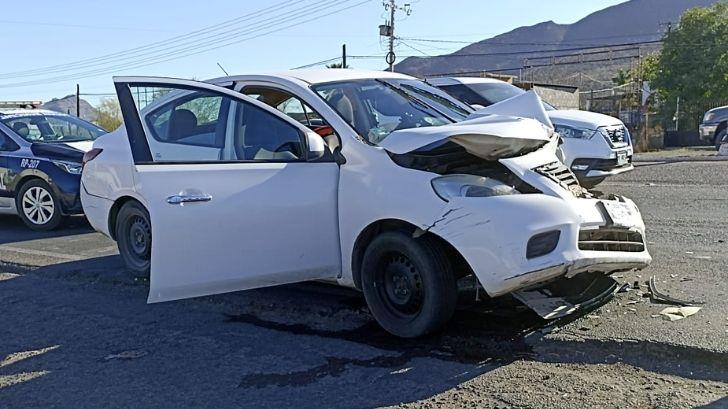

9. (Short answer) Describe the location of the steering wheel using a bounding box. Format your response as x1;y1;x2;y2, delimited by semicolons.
272;141;298;154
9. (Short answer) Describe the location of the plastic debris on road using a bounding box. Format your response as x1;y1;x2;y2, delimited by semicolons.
659;306;702;321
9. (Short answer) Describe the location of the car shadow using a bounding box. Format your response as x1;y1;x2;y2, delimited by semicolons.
2;258;726;408
0;215;94;245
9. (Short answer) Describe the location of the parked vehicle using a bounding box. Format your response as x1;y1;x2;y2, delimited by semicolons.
0;109;106;230
427;77;634;188
81;70;651;337
699;105;728;150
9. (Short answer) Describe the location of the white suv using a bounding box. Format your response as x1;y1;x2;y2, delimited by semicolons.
428;77;634;188
81;70;650;337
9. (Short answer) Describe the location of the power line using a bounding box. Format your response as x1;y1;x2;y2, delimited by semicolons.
0;0;372;88
0;0;320;80
293;57;342;69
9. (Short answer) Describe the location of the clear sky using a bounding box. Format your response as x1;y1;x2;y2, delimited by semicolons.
0;0;627;104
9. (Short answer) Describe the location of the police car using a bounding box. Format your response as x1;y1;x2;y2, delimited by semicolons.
0;109;106;230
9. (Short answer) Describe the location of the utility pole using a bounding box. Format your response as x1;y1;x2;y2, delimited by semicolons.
379;1;411;72
76;84;80;117
342;44;347;68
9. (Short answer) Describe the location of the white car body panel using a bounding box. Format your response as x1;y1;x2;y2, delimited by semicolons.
81;70;651;307
428;77;634;183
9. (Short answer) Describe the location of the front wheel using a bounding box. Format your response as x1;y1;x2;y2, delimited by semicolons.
16;179;63;231
116;201;151;277
361;232;457;338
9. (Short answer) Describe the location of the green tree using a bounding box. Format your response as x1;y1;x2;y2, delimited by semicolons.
326;62;349;68
652;2;728;129
94;98;122;131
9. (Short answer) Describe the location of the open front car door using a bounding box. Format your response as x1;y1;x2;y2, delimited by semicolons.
114;77;341;302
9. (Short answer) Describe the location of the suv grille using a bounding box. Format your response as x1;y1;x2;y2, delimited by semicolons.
579;228;644;252
603;126;628;146
534;161;585;196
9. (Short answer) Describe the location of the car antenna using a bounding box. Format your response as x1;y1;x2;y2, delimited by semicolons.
216;62;229;76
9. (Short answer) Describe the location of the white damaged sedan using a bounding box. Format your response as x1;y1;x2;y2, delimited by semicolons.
81;70;651;337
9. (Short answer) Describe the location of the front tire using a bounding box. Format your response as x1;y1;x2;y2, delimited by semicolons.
16;179;63;231
361;232;457;338
116;201;151;277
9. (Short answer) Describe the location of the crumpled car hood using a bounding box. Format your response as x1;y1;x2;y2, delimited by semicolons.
379;115;552;160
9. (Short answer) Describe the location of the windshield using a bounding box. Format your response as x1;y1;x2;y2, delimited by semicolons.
438;81;556;111
1;114;105;143
313;78;472;144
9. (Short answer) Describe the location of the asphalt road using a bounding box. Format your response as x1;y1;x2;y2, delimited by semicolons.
1;159;727;408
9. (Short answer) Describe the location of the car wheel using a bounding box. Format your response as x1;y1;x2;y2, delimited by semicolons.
715;129;726;151
361;231;457;338
116;201;151;277
16;179;63;231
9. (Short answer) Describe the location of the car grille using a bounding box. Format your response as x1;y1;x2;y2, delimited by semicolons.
534;161;585;196
578;228;644;252
603;126;628;146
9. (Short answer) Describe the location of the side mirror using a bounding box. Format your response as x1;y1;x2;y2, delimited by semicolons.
305;131;326;161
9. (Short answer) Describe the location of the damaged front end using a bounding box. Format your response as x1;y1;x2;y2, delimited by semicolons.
381;113;651;316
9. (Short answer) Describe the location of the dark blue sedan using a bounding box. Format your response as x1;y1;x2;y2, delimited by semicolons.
0;109;106;230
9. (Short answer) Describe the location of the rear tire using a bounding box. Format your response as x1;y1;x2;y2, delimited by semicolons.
116;201;151;277
361;231;457;338
715;129;726;151
16;179;63;231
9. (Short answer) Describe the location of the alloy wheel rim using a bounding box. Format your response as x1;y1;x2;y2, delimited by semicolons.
21;186;54;225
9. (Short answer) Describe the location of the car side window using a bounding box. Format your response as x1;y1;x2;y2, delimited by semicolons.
146;92;225;148
0;132;19;151
232;102;304;161
241;86;338;151
129;85;304;163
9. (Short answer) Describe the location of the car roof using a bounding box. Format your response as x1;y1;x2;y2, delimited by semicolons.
427;77;509;86
0;108;70;119
209;69;416;86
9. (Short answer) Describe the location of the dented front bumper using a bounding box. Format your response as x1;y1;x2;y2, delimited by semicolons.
430;194;651;297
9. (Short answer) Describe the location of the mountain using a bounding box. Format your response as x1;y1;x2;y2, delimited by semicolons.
395;0;719;88
41;95;98;122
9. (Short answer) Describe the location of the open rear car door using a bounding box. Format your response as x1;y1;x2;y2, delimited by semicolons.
114;77;341;302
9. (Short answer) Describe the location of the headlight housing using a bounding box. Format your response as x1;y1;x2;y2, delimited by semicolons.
554;124;598;139
704;112;716;122
53;161;83;174
431;174;520;201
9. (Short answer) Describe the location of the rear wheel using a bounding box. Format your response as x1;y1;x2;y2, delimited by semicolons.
361;231;457;338
116;201;151;277
16;179;63;231
715;129;726;151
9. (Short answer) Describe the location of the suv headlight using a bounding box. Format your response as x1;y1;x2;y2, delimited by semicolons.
554;124;598;139
704;112;716;122
53;161;83;174
431;174;520;201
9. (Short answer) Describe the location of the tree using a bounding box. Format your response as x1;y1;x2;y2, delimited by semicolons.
326;62;349;68
652;3;728;129
95;98;122;131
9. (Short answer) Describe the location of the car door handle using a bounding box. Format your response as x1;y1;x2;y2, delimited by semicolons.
166;194;212;205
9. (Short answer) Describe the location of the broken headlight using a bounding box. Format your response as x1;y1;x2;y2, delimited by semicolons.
431;174;520;201
52;161;83;175
554;124;598;139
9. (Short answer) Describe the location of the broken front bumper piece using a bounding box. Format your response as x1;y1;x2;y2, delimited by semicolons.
430;194;652;298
